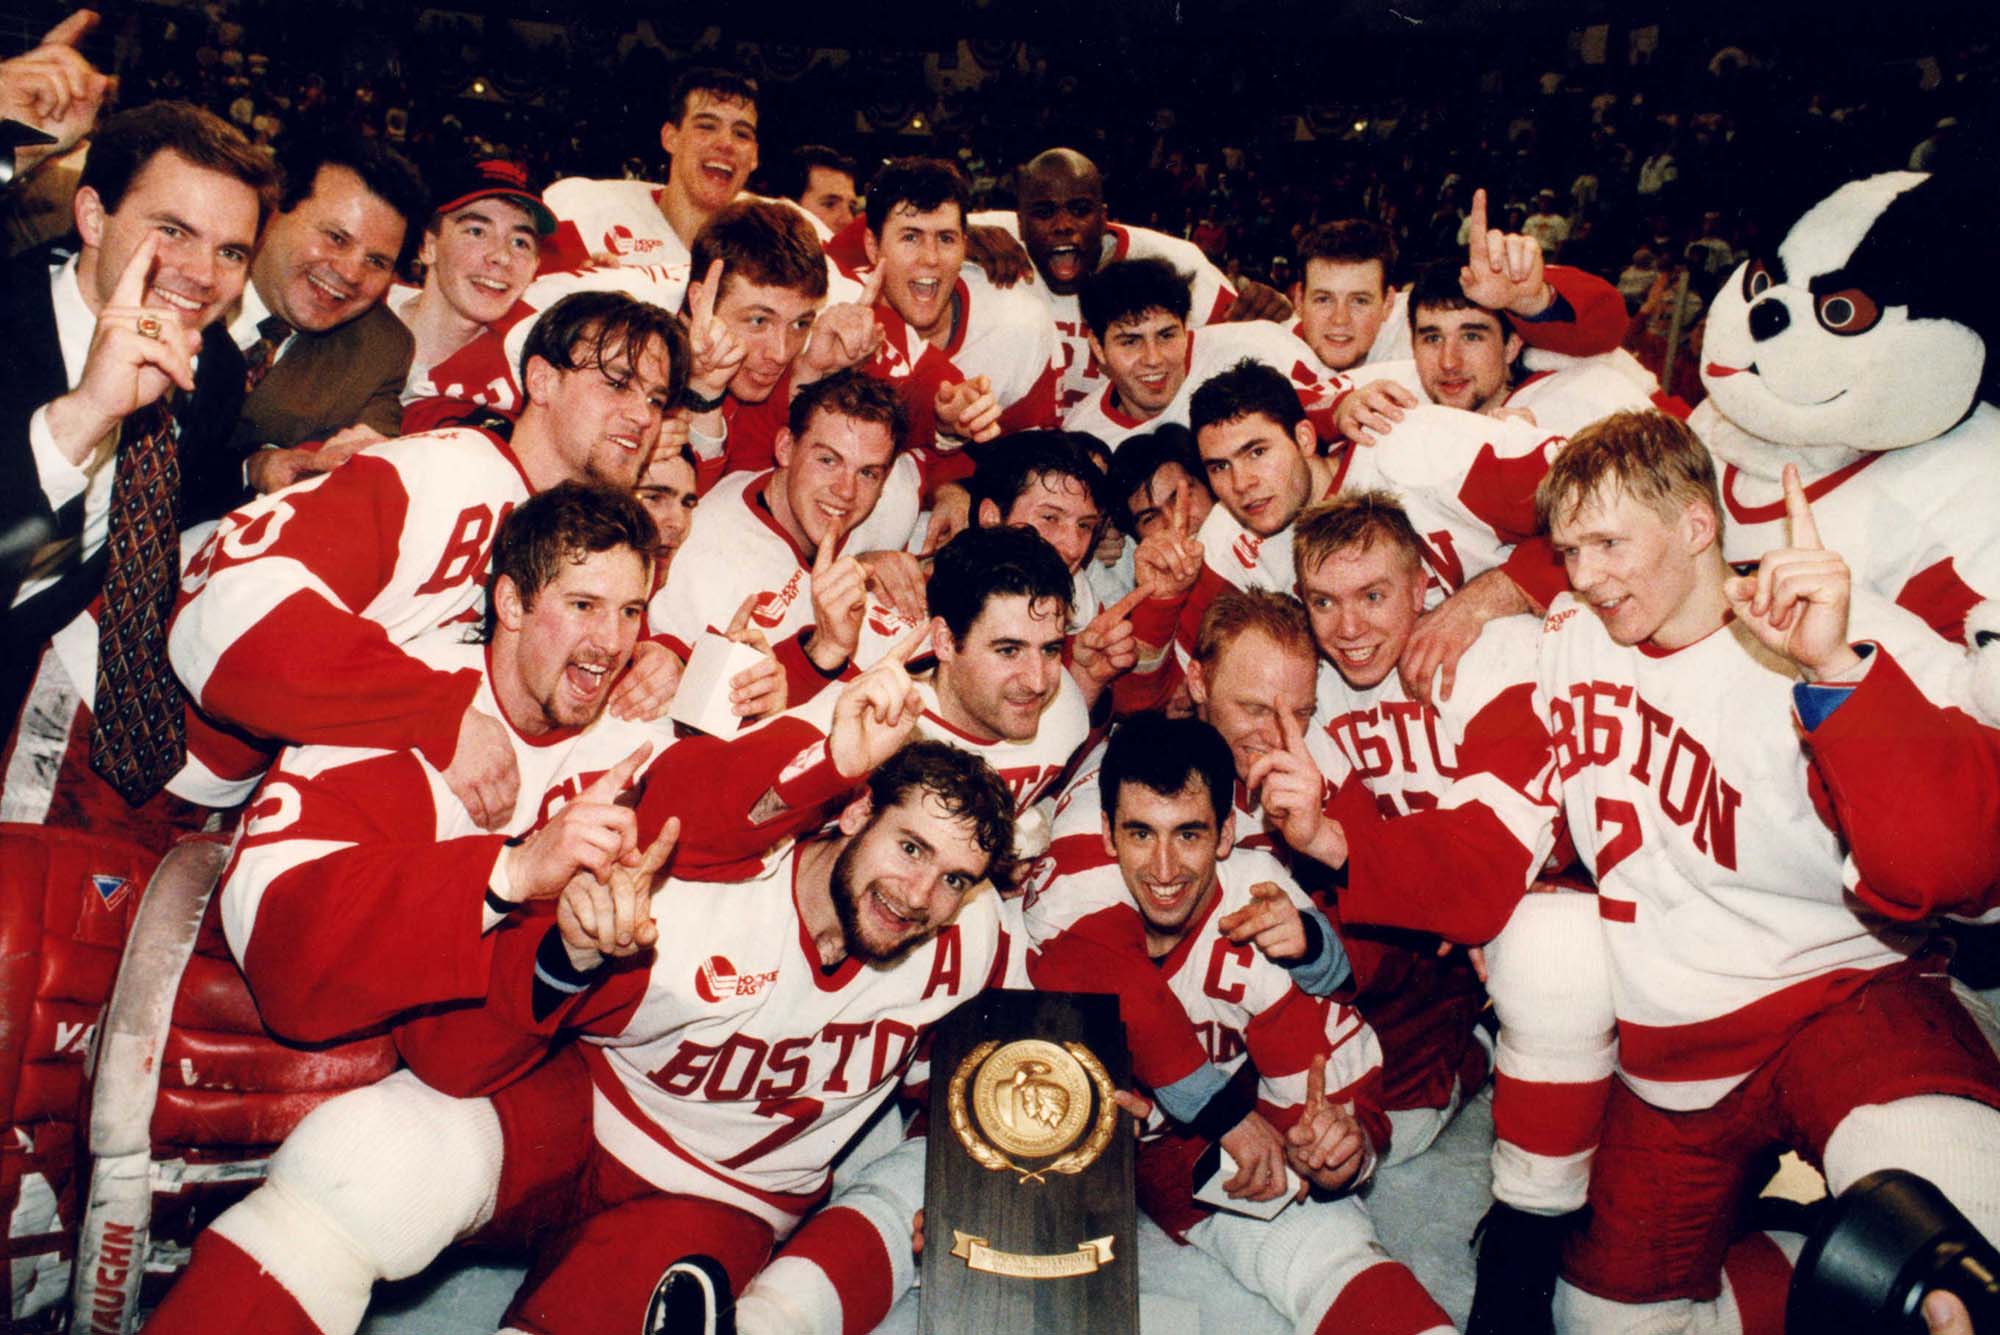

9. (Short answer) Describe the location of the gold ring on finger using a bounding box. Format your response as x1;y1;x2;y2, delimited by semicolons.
135;313;164;341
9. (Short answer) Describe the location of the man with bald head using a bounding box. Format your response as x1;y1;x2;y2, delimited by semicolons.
972;148;1290;414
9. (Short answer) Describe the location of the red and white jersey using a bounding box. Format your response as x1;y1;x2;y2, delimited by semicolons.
648;467;921;661
1317;615;1559;935
969;212;1237;413
578;851;1023;1233
1533;588;1963;1110
219;636;672;1040
1061;322;1347;452
862;263;1060;449
1028;850;1385;1140
169;427;532;783
543;178;694;271
1696;400;2000;645
1355;403;1568;604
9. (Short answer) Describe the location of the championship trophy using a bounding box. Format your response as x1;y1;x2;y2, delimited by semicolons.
920;988;1137;1333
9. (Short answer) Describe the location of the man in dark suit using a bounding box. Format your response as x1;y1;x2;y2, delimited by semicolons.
233;132;426;495
0;100;274;839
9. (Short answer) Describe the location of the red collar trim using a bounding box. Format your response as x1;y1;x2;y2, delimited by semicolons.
1106;223;1132;263
921;706;1001;747
794;843;866;991
743;472;814;568
1721;455;1882;524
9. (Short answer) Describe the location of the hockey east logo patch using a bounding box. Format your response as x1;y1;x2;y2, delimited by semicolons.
87;874;131;913
694;956;779;1003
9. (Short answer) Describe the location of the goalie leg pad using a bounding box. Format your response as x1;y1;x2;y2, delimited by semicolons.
201;1070;503;1335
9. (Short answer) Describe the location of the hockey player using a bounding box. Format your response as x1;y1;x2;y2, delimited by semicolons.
148;634;995;1335
856;156;1060;453
1526;412;2000;1333
541;67;761;273
167;291;702;826
649;371;921;704
1062;258;1348;451
633;441;699;593
975;146;1261;413
1031;714;1456;1335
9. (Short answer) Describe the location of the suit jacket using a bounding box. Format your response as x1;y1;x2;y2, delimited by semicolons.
232;301;413;452
0;244;247;727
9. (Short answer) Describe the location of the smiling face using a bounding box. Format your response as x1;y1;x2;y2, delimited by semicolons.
1187;628;1318;778
934;593;1068;742
77;149;260;330
1547;481;1710;647
1196;411;1315;537
661;91;759;215
773;408;896;554
252;164;408;332
421;197;540;327
528;332;675;489
830;789;988;962
1017;163;1107;296
493;545;650;735
987;472;1103;574
1090;309;1189;418
713;274;820;403
866;201;966;343
1298;538;1427;689
1297;257;1389;372
1102;777;1234;954
1412;303;1521;414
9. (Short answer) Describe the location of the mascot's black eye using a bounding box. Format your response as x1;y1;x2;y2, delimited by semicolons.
1743;260;1774;300
1814;288;1880;336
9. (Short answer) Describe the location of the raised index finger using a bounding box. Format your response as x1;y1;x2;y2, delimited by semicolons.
1277;703;1309;757
1466;189;1491;269
1100;585;1148;625
1303;1052;1327;1113
1781;463;1821;550
691;258;723;327
42;10;97;47
858;263;886;308
579;742;654;803
891;618;936;664
110;229;159;310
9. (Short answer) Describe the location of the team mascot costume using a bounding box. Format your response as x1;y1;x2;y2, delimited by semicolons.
1691;170;2000;720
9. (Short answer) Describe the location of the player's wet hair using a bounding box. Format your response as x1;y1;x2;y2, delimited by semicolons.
1407;257;1500;326
81;101;278;228
927;525;1075;645
1099;713;1236;829
1079;257;1193;341
667;67;759;124
1296;219;1397;287
775;144;858;202
691;198;830;303
968;431;1112;528
864;156;971;237
273;128;429;268
787;370;907;447
1192;589;1314;673
519;290;691;411
1534;410;1724;538
1105;424;1211;536
1292;490;1427;587
482;482;657;641
866;739;1016;868
1189;358;1305;438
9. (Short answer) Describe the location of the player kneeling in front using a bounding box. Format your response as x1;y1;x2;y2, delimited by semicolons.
1040;714;1456;1335
1532;411;2000;1334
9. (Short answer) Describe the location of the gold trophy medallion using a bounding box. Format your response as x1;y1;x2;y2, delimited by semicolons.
972;1039;1093;1157
949;1039;1117;1184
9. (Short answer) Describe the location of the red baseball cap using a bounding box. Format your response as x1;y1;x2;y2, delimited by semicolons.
432;158;556;236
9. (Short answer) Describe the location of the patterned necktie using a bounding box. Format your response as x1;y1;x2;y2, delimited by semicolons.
243;313;291;393
89;402;187;806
